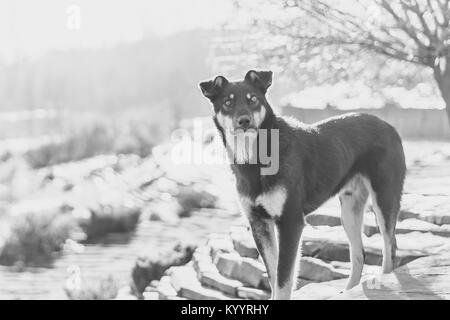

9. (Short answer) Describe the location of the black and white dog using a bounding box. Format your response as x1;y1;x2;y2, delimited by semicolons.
199;70;406;300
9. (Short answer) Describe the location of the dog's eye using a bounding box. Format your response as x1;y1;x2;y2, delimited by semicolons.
223;99;233;110
249;95;258;104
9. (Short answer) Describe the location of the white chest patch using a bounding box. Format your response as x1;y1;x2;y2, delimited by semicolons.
255;186;288;218
237;186;287;218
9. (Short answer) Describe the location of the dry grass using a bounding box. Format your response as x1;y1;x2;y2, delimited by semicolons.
0;211;81;267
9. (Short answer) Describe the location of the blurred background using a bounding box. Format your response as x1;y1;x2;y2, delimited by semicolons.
0;0;449;300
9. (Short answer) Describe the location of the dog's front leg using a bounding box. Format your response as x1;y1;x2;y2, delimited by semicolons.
274;208;304;300
248;209;278;299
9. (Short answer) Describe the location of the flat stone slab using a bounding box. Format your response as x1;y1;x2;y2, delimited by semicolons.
192;246;219;276
179;285;234;300
214;252;266;288
237;287;270;300
199;272;243;297
331;254;450;300
293;279;349;300
168;264;234;300
305;193;450;231
400;194;450;225
306;213;341;227
305;198;342;227
207;234;235;262
156;275;178;300
364;217;450;237
230;230;259;259
302;226;447;266
299;257;348;282
329;261;383;276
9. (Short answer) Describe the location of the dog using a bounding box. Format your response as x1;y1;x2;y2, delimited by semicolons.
199;70;406;300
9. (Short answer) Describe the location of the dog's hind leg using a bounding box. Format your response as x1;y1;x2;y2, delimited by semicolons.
363;178;399;273
364;138;405;273
248;212;278;299
339;174;369;290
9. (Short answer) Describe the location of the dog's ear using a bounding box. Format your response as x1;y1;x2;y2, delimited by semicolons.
244;70;272;94
199;76;228;101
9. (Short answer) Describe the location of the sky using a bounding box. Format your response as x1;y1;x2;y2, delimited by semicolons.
0;0;233;62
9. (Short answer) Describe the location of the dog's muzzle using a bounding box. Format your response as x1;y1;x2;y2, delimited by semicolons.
233;114;257;133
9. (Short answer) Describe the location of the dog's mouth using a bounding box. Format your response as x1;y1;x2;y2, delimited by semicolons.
228;127;258;135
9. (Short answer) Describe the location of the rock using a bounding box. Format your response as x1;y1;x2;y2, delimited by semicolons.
207;235;235;262
259;273;270;291
214;253;242;278
332;254;450;300
305;213;341;227
329;261;380;275
155;276;178;300
168;264;200;292
237;287;270;300
396;219;450;237
115;286;138;300
296;278;314;290
131;242;196;295
364;217;450;237
293;279;349;300
143;200;182;224
214;253;266;288
301;227;353;262
299;257;348;282
372;232;448;255
400;194;450;225
143;292;159;300
304;198;343;227
149;280;159;288
231;231;259;259
199;272;243;296
306;193;450;231
179;285;234;300
165;296;188;300
301;226;440;267
169;264;234;300
192;247;218;276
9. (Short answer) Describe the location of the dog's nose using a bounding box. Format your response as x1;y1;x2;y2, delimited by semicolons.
237;115;251;129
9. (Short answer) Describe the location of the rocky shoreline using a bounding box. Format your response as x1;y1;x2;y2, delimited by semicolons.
129;190;450;300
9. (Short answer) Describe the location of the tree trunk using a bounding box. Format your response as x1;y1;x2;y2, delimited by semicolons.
433;57;450;126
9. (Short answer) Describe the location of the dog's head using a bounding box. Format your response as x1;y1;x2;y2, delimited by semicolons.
199;70;273;135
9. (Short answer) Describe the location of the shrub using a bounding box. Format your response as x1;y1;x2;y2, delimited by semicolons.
24;107;174;169
131;242;196;296
24;123;115;169
77;204;141;243
382;98;402;110
0;211;81;267
175;185;218;217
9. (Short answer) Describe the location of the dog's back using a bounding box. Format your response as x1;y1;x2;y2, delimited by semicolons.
284;112;406;215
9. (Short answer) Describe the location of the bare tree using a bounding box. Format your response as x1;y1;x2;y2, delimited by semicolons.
228;0;450;123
